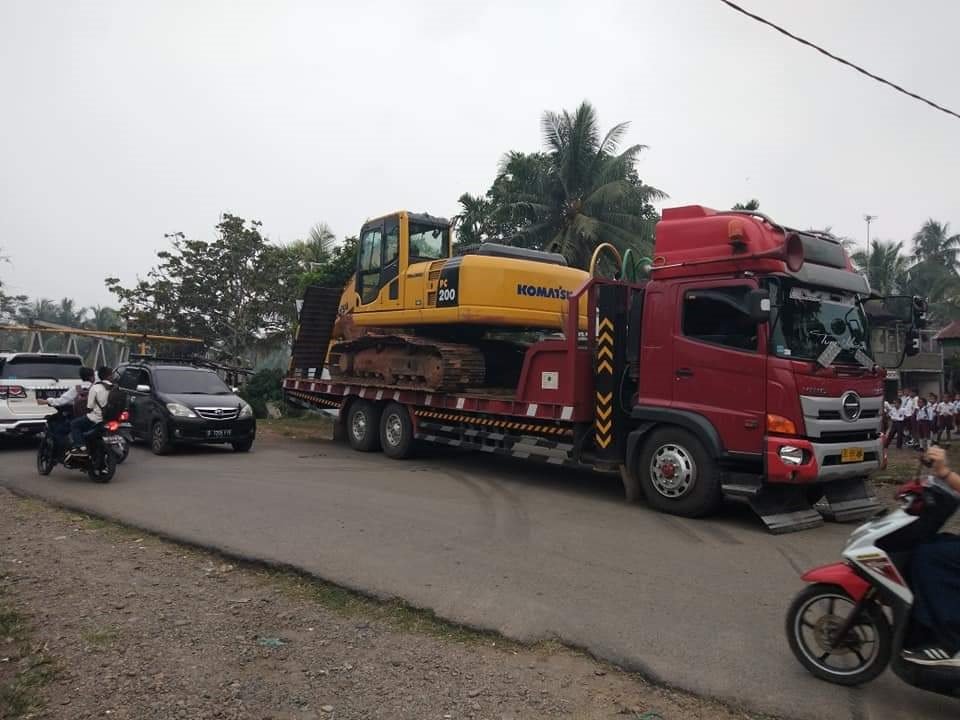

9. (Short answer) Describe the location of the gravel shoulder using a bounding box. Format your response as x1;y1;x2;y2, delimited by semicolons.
0;488;771;720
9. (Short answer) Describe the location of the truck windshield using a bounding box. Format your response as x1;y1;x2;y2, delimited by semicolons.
769;281;871;365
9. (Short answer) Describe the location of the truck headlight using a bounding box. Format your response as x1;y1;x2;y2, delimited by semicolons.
778;445;804;466
166;402;197;418
239;402;253;418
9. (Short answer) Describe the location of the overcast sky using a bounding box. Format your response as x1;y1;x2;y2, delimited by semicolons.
1;0;957;308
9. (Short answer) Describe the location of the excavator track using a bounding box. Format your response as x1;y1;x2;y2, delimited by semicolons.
328;334;486;392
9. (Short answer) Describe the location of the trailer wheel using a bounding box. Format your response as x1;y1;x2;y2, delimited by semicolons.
638;427;721;517
346;399;381;452
380;402;415;459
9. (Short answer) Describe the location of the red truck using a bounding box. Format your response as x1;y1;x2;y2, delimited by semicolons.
284;205;923;533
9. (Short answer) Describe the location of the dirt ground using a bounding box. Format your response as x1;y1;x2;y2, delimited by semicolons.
0;488;771;720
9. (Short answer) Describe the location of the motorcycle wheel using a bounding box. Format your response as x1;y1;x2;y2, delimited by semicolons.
36;434;55;476
116;437;130;464
88;448;117;484
786;583;892;686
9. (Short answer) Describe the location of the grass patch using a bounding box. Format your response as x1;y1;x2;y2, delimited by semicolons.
259;415;333;441
80;627;120;648
0;586;55;718
266;571;513;647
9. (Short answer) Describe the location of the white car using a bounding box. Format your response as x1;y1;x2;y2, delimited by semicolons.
0;353;85;437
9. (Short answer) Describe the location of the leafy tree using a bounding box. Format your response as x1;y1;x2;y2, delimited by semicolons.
107;214;301;364
0;249;27;322
15;298;58;325
453;193;494;246
295;235;359;294
850;240;910;295
84;305;123;332
54;297;86;327
288;222;337;267
459;101;665;269
912;220;960;268
732;199;760;211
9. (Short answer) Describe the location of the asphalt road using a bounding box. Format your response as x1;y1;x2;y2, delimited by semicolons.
1;435;956;719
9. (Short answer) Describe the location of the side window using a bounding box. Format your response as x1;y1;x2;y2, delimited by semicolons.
682;286;758;351
384;222;399;267
358;226;383;304
118;368;139;390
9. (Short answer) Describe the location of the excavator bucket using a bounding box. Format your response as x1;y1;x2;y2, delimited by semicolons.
816;477;883;522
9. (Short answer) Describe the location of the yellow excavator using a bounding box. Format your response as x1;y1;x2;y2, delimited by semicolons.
314;210;598;391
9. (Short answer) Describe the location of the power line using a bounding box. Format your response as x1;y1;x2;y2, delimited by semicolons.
717;0;960;122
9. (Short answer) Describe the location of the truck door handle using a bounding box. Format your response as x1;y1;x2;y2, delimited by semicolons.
676;368;694;378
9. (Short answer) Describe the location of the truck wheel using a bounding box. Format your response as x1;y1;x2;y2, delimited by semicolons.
638;427;721;517
346;399;381;452
379;402;415;459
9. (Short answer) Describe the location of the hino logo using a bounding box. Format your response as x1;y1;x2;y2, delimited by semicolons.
840;391;862;422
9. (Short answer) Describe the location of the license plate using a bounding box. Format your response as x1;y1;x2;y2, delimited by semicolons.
840;447;864;463
206;429;230;439
103;436;122;445
35;389;63;402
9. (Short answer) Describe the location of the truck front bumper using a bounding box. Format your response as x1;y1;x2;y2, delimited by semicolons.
765;436;883;484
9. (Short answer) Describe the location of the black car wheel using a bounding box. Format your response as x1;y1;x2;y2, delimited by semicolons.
231;438;254;452
151;421;172;455
379;402;415;459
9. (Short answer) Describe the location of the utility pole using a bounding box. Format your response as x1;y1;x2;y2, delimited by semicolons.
864;214;877;265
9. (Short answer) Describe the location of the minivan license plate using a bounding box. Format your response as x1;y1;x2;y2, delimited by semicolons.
840;447;864;463
206;430;229;439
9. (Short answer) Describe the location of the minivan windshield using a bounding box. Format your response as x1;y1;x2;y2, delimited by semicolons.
769;281;871;365
0;356;82;380
154;368;232;395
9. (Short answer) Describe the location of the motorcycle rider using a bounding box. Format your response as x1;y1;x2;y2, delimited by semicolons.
44;366;95;444
68;366;114;453
902;445;960;667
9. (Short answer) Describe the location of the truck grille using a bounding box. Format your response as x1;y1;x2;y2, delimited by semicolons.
194;407;239;421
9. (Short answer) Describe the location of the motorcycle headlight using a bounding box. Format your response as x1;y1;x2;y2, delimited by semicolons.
239;402;253;418
167;402;197;418
778;445;805;466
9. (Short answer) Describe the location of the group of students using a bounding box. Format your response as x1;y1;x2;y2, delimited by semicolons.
884;387;960;450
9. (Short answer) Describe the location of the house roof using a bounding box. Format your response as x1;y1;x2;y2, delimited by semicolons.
934;321;960;341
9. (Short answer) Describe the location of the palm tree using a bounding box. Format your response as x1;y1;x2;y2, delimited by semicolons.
287;222;337;269
85;305;122;332
850;240;910;295
54;297;86;327
912;220;960;269
453;193;492;246
16;298;58;325
732;199;760;211
494;101;666;269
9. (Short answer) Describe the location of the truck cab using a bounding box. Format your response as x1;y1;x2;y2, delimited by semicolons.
624;206;886;530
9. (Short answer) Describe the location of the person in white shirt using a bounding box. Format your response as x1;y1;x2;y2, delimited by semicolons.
901;388;920;449
45;367;95;414
69;366;114;450
885;395;905;449
936;394;953;444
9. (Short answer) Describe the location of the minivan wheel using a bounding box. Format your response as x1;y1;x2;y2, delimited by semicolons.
346;400;381;452
151;421;171;455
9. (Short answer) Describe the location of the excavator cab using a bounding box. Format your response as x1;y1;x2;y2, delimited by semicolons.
356;212;451;309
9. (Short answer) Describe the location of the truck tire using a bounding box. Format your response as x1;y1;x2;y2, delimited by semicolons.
638;427;721;517
346;399;381;452
379;402;415;459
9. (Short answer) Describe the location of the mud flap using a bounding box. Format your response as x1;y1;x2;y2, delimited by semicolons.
817;477;883;522
747;485;824;534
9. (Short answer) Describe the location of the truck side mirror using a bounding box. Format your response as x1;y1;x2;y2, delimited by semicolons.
747;289;772;323
905;327;921;357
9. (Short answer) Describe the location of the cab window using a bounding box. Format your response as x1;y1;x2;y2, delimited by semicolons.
682;286;758;351
409;223;449;261
118;367;150;390
358;226;383;304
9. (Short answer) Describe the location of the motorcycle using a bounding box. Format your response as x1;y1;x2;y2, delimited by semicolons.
36;409;129;483
785;465;960;698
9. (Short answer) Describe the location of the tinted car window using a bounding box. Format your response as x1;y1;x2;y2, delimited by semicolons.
118;367;150;390
154;368;231;395
682;287;758;351
0;356;82;379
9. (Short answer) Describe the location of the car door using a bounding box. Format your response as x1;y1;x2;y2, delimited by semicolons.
671;281;767;455
119;367;152;437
